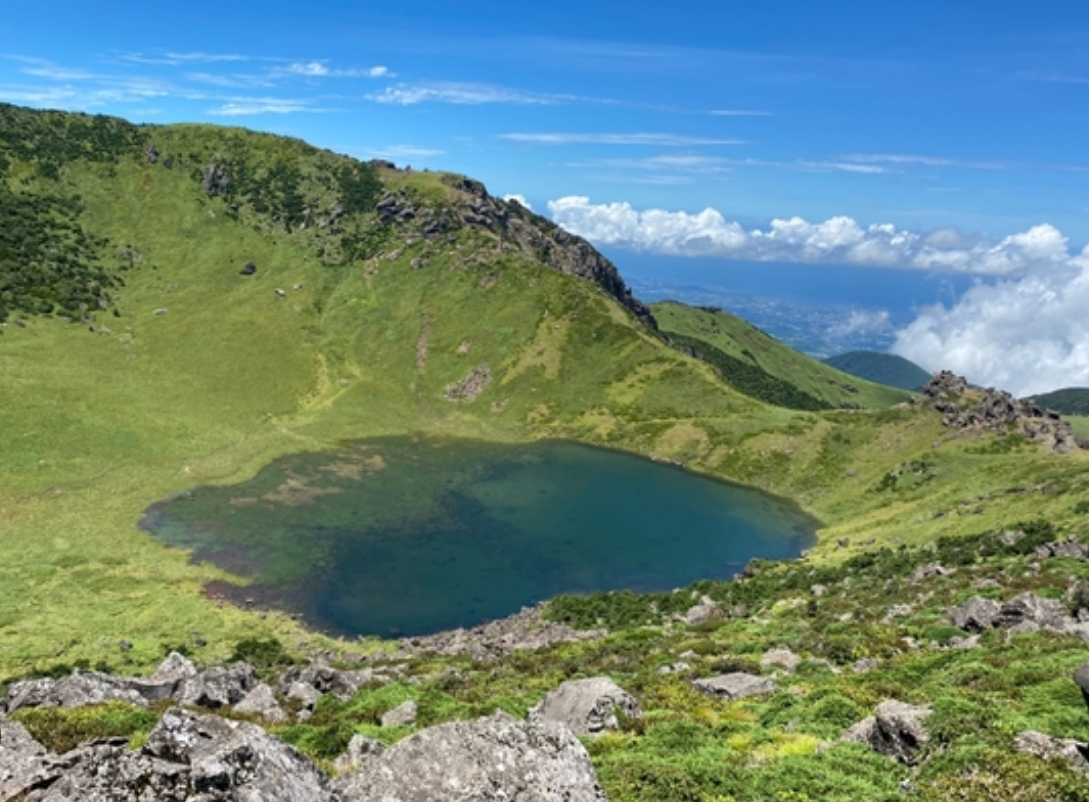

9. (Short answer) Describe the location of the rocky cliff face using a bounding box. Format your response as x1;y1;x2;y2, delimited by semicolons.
373;170;656;328
924;370;1077;454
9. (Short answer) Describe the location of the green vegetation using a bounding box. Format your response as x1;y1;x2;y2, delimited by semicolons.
652;301;911;409
823;350;932;392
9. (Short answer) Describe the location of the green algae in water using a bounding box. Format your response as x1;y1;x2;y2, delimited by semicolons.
141;438;816;637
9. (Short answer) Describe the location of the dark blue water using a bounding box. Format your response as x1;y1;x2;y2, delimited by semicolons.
141;437;816;637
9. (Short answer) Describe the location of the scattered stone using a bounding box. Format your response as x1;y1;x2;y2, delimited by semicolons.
843;699;932;765
201;163;230;196
234;682;287;723
279;662;370;701
993;592;1069;631
948;634;981;650
1015;731;1089;777
332;734;385;774
909;562;955;584
1037;536;1089;559
853;658;879;674
332;711;606;802
240;261;257;276
287;681;323;717
443;364;492;402
381;699;418;728
530;677;641;737
118;638;133;651
948;596;1001;632
811;584;827;598
153;307;168;316
692;673;777;701
760;649;802;674
275;288;286;297
682;595;721;625
837;538;850;548
886;604;914;620
657;662;691;675
144;143;159;164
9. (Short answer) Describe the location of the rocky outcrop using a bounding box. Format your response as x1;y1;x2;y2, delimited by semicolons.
374;177;655;328
2;672;149;714
692;672;777;701
529;677;641;736
395;603;603;662
332;711;606;802
682;595;721;625
443;364;492;402
924;371;1077;453
201;163;230;196
332;734;385;774
842;699;932;765
175;662;257;708
234;682;287;723
948;592;1089;639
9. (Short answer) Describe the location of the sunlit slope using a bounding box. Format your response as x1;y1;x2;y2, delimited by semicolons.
652;301;911;410
2;103;1089;676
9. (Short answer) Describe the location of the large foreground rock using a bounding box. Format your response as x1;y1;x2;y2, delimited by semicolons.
529;677;641;736
842;699;932;765
22;740;191;802
2;673;148;714
692;673;777;701
333;711;606;802
144;707;328;801
1;718;60;801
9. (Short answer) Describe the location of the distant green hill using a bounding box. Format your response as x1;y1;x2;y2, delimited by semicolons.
652;302;911;410
1029;387;1089;415
822;350;932;391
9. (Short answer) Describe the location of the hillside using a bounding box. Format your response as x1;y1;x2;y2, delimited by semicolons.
4;102;1089;800
824;350;932;392
1030;387;1089;416
652;301;911;410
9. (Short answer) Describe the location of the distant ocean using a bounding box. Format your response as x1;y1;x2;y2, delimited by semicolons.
606;250;976;359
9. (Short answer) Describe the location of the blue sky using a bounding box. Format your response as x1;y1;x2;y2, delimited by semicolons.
3;2;1089;394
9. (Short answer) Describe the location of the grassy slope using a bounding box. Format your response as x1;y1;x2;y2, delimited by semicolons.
652;301;911;409
823;350;932;392
2;112;1089;683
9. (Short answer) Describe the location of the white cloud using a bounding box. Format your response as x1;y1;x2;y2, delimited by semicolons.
501;132;746;146
367;144;444;160
285;62;388;78
207;98;319;116
829;309;893;338
503;194;533;211
709;109;774;116
368;82;563;106
893;252;1089;395
120;51;249;65
547;196;1086;278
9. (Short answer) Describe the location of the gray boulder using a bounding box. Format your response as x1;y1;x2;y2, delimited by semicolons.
144;707;328;801
332;711;606;802
1073;660;1089;719
332;734;385;774
175;662;257;709
993;592;1069;631
842;699;931;765
381;700;418;728
279;663;368;701
909;562;954;584
234;682;287;724
682;596;721;625
152;651;198;685
760;649;801;674
287;681;323;720
948;596;1001;632
1;718;60;801
692;672;776;701
529;677;641;736
1015;730;1089;777
2;672;147;715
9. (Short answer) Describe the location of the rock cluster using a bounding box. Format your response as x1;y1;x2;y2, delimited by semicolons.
923;371;1077;454
0;657;616;802
947;591;1089;639
692;672;777;701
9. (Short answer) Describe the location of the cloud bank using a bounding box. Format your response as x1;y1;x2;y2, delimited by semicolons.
547;196;1083;277
549;196;1089;396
